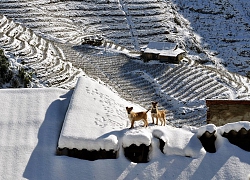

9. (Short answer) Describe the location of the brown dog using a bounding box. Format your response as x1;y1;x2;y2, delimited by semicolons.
151;102;166;126
126;107;149;129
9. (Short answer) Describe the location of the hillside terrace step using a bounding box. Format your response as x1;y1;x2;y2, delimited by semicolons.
14;42;32;56
16;27;31;41
169;77;213;97
0;34;12;45
0;19;16;33
6;24;23;38
2;38;21;51
0;15;83;89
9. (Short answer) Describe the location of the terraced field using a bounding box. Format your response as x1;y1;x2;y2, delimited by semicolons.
0;1;249;127
0;0;202;53
0;14;83;89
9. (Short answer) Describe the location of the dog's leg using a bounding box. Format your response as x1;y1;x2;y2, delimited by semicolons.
145;114;148;127
129;120;135;129
161;116;166;126
160;113;165;126
164;113;166;126
156;116;159;125
151;115;155;124
161;118;164;126
143;119;148;127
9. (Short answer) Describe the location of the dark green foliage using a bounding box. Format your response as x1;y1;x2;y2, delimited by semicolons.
18;67;32;88
0;49;10;80
0;49;33;88
0;49;13;85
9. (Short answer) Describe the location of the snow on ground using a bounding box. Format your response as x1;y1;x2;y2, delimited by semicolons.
1;75;250;179
172;0;250;76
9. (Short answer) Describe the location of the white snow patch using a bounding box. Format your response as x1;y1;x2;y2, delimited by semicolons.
218;121;250;134
161;127;204;158
123;128;152;147
197;124;217;137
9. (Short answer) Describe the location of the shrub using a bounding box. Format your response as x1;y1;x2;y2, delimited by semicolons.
0;49;12;82
0;50;9;76
0;49;32;88
18;67;32;87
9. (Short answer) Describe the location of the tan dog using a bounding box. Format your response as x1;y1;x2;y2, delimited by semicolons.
126;107;149;129
151;102;166;126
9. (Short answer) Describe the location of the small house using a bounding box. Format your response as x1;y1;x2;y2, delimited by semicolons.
141;42;186;64
206;99;250;126
82;35;103;46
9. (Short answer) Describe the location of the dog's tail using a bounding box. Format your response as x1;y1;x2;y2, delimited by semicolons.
146;109;151;113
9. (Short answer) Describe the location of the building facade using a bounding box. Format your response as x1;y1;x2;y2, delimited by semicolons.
206;99;250;126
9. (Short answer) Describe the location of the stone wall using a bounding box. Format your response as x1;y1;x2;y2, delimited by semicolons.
206;99;250;126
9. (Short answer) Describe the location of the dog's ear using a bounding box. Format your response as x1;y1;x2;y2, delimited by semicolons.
126;107;128;109
131;107;133;110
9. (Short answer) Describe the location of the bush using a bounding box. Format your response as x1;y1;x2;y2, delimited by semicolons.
0;50;9;73
0;49;32;88
0;49;12;82
18;67;32;88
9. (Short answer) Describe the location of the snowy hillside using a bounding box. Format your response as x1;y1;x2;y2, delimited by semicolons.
0;0;249;73
173;0;250;75
0;0;249;128
0;1;250;179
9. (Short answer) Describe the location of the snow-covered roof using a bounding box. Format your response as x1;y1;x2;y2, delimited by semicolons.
58;75;145;151
0;87;72;179
147;42;176;50
141;42;186;57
